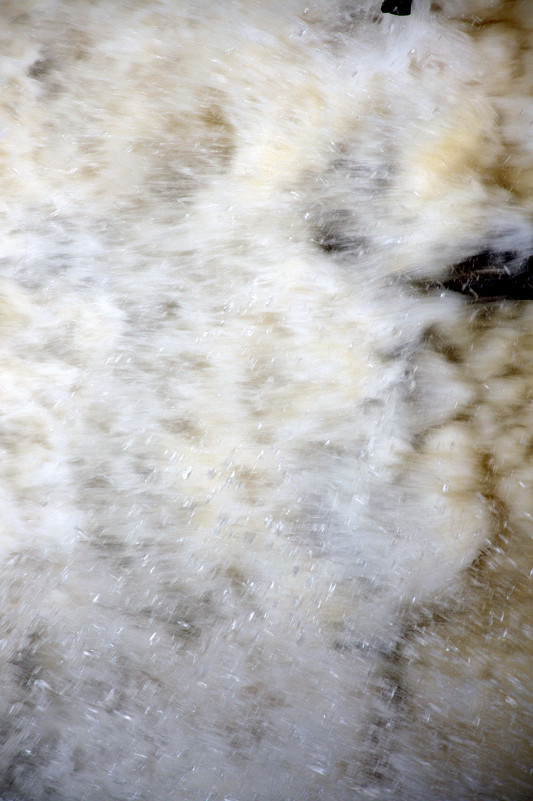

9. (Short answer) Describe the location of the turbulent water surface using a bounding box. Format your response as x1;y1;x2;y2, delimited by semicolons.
0;1;532;799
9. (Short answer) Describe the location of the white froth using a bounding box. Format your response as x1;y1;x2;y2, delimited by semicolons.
0;1;531;799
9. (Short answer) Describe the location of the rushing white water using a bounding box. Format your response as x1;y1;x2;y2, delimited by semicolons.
0;1;532;798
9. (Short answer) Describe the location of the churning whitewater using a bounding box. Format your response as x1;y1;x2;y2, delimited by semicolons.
0;0;532;798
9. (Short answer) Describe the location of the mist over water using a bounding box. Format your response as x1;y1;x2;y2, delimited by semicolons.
0;1;532;798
